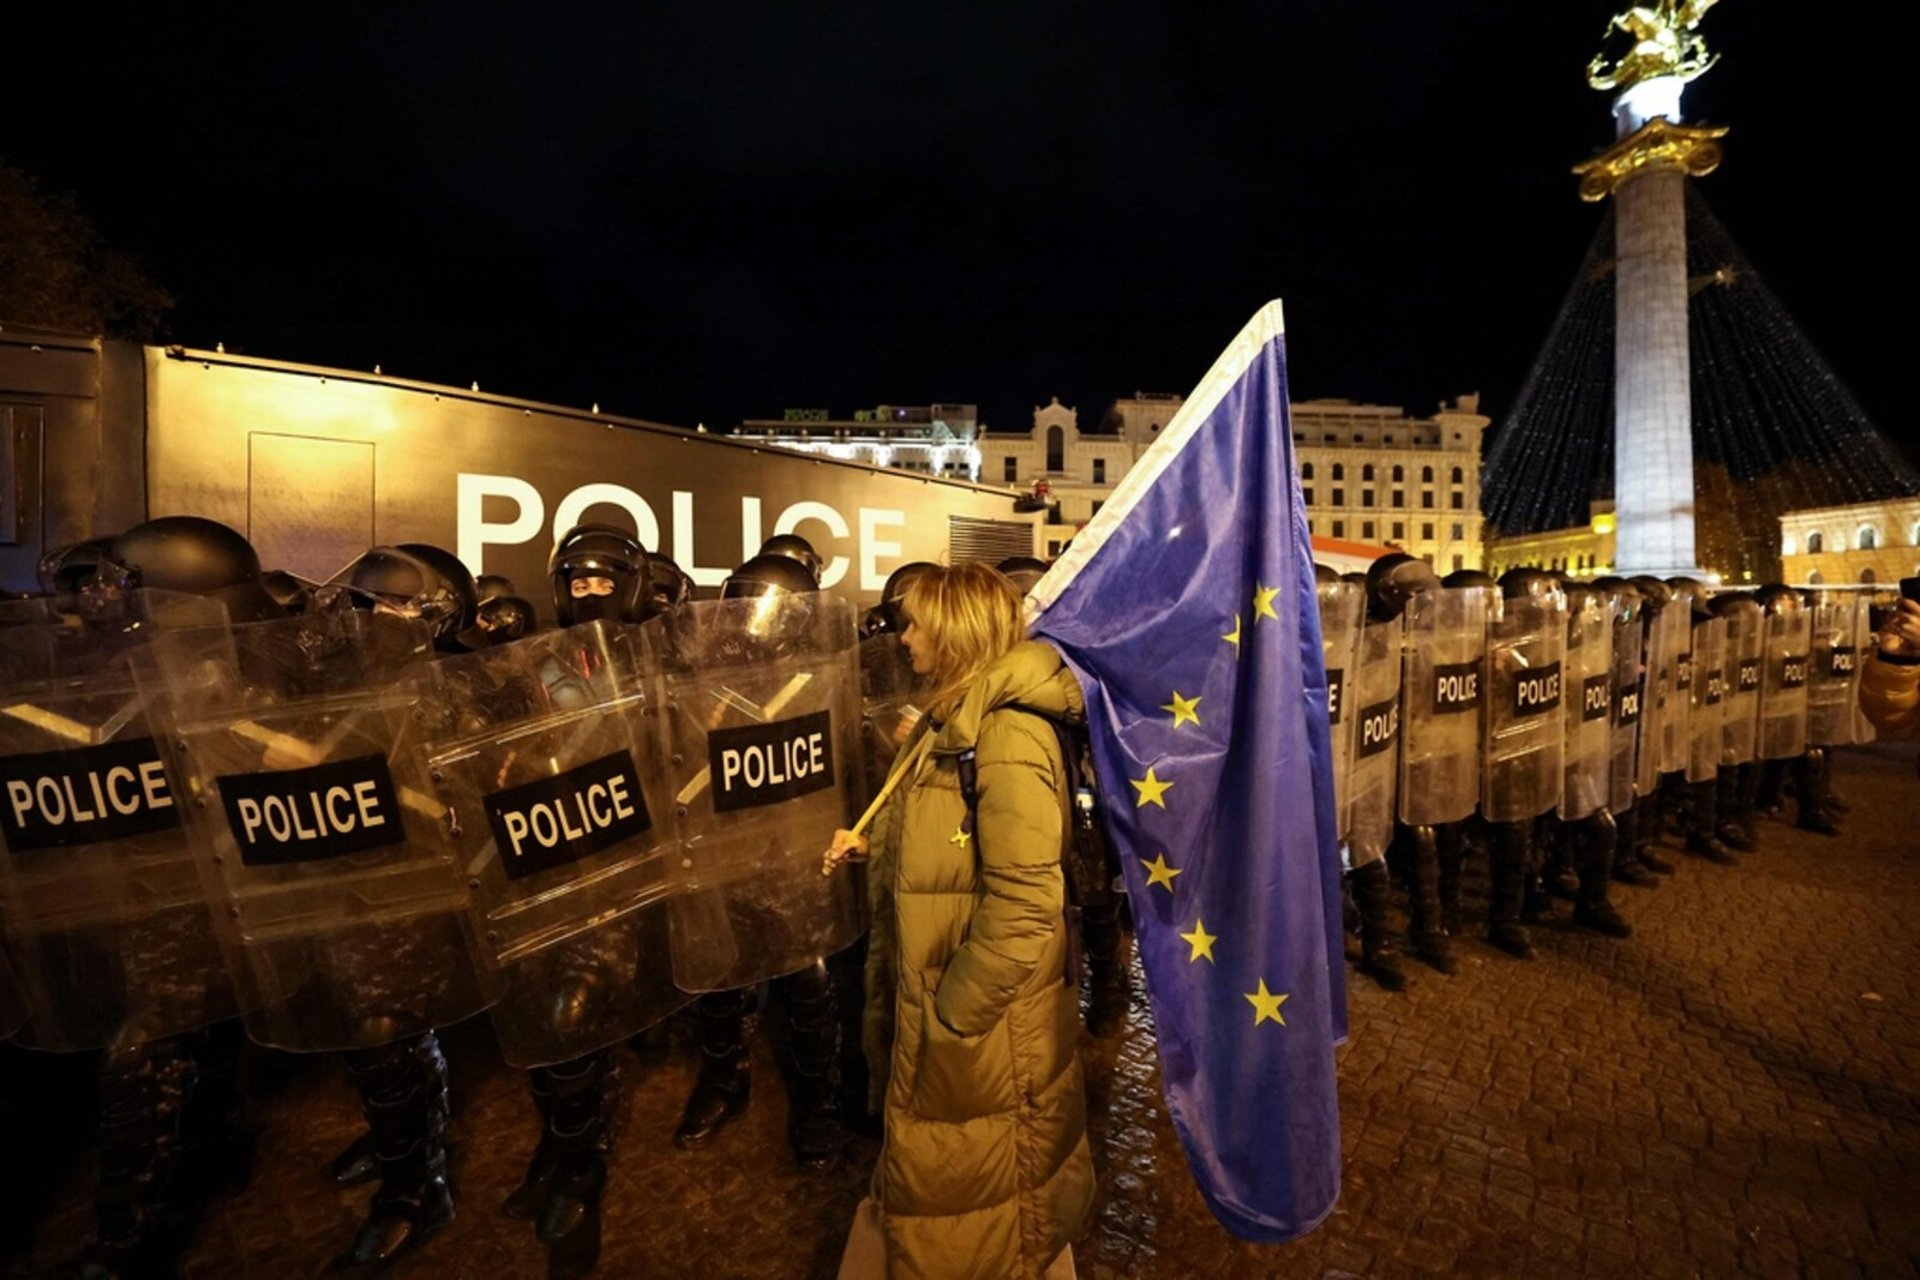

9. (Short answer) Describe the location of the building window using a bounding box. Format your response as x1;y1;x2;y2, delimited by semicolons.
1301;462;1314;480
1422;466;1434;483
1807;570;1824;584
1325;433;1336;443
1362;521;1376;539
1453;554;1464;573
1451;523;1464;540
1093;459;1106;484
1303;487;1315;505
1091;500;1105;516
1391;465;1404;482
1332;489;1345;506
1046;426;1064;472
1004;457;1018;483
1391;489;1403;507
1806;532;1824;554
1362;464;1375;481
1332;464;1345;481
1451;466;1464;484
1857;525;1878;550
1392;522;1405;540
1422;523;1435;540
1861;568;1878;583
1450;493;1464;509
1422;492;1434;509
1362;491;1375;508
1332;520;1345;538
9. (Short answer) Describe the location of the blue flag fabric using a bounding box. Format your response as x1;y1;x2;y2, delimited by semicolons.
1027;301;1345;1242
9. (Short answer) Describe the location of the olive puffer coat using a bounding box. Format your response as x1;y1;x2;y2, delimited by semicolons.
1860;651;1920;740
862;639;1095;1278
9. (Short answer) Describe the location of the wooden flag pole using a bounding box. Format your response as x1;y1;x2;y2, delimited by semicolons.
823;733;932;873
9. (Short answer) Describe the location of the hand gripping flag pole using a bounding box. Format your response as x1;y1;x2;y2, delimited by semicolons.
1026;300;1347;1242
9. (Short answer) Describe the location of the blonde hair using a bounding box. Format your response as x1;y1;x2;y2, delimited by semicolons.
901;563;1027;717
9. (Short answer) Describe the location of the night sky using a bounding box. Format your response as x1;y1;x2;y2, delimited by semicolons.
9;1;1906;457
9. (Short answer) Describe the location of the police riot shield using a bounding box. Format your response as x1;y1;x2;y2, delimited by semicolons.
1346;617;1402;867
1685;617;1727;784
1718;602;1765;767
857;635;930;804
1398;586;1486;827
148;607;487;1053
1849;598;1879;745
1560;592;1614;821
424;622;682;1069
1635;604;1672;798
1657;604;1693;776
1758;608;1811;761
1315;584;1364;842
1607;603;1646;815
1483;593;1567;823
1807;594;1864;747
652;595;864;993
0;592;239;1052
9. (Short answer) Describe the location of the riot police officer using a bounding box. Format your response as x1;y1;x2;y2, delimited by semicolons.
674;552;847;1170
1344;559;1412;988
860;561;934;639
1483;569;1569;960
1552;583;1632;937
1667;578;1735;864
757;532;826;584
1710;593;1767;852
1753;584;1814;827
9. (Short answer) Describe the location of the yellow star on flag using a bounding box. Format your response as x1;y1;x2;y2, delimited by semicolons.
1130;765;1173;809
1140;852;1182;892
1252;584;1281;623
1245;979;1289;1027
1162;690;1202;729
1222;616;1242;650
949;825;971;849
1179;919;1218;963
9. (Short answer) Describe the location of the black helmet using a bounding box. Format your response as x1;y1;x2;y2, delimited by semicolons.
757;534;824;586
105;517;286;623
1442;569;1496;592
721;553;820;600
37;537;116;598
1340;571;1367;587
474;594;537;645
322;545;477;650
1594;576;1642;622
995;555;1050;597
1754;583;1802;616
1498;566;1562;603
643;552;694;617
549;524;649;627
261;570;317;614
862;561;936;638
1629;575;1673;611
1365;552;1439;622
476;574;517;603
1312;563;1342;588
1711;592;1762;624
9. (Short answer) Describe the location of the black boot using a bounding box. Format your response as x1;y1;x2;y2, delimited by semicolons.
533;1052;618;1280
1715;766;1755;851
1609;802;1654;885
78;1036;199;1280
1436;822;1468;938
503;1070;560;1220
1684;780;1736;864
1081;895;1133;1034
1401;826;1454;975
1487;821;1533;960
1794;748;1841;836
329;1033;454;1272
1350;861;1406;991
1572;812;1632;938
777;961;844;1171
675;990;752;1149
1635;802;1675;874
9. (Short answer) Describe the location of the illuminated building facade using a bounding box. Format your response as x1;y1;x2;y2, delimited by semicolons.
733;404;983;482
1779;497;1920;586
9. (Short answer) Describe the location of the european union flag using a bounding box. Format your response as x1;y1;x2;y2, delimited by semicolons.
1027;301;1345;1242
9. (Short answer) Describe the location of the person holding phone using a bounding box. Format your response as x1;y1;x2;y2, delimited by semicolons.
1859;583;1920;738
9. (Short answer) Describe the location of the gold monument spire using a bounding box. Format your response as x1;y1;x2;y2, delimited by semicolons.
1573;0;1728;202
1586;0;1722;93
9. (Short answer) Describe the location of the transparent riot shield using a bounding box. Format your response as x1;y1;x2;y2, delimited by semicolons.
1398;586;1486;827
1560;591;1614;821
1656;605;1692;776
1346;617;1402;867
1758;609;1811;761
1316;584;1364;842
1719;603;1764;767
1806;595;1863;747
1608;607;1646;815
1848;599;1879;745
1483;593;1567;823
1634;604;1672;798
858;635;930;804
425;622;683;1069
0;592;239;1052
651;596;864;993
148;608;487;1053
1685;617;1727;784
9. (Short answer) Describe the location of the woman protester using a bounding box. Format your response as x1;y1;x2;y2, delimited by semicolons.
823;563;1093;1279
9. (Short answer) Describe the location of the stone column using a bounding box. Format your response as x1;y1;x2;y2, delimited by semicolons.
1611;165;1696;576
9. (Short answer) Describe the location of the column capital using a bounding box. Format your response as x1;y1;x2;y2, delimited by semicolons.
1573;119;1728;202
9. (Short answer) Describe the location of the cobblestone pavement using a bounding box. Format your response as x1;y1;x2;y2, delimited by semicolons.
6;743;1918;1278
